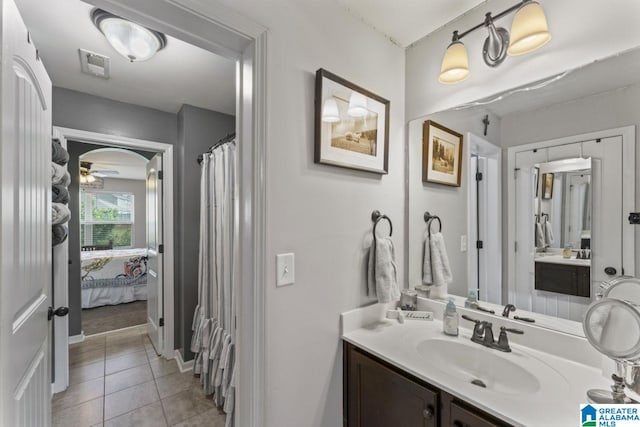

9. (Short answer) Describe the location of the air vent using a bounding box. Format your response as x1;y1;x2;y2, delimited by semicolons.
79;49;110;79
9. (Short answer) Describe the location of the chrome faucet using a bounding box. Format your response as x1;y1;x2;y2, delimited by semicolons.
462;315;524;352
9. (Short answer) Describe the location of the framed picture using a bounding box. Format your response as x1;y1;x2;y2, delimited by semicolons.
422;120;463;186
541;173;554;199
314;69;389;174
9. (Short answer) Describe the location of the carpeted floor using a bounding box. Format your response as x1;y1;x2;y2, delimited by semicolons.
82;300;147;336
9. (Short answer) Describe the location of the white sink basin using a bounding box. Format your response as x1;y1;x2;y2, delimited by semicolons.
416;339;541;395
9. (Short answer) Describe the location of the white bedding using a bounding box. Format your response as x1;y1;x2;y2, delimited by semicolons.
81;248;149;309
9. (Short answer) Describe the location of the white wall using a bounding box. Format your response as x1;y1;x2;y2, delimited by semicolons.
501;83;640;274
215;1;405;426
100;178;147;248
407;109;501;298
405;0;640;120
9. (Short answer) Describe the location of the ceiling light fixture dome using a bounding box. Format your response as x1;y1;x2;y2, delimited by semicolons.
91;9;167;62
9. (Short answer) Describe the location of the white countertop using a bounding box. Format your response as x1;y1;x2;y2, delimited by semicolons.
535;254;591;267
342;306;610;427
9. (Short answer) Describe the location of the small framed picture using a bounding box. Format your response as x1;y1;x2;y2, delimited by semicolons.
422;120;463;186
542;173;554;199
314;69;389;174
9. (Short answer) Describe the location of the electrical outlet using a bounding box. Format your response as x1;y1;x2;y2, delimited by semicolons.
276;253;295;287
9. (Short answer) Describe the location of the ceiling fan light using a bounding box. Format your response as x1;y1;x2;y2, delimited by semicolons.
322;98;340;123
92;9;166;62
86;175;96;183
348;92;368;118
439;41;470;84
507;1;552;56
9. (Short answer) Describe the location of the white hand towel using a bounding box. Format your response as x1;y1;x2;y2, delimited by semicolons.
429;232;453;288
367;236;400;303
422;236;433;285
544;219;555;246
535;222;545;248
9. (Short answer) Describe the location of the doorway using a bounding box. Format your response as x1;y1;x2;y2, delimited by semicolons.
78;147;151;336
468;133;502;305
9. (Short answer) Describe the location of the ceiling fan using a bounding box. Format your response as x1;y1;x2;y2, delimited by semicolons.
80;161;119;183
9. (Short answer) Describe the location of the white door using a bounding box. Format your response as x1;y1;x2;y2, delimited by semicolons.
0;0;53;424
147;154;164;354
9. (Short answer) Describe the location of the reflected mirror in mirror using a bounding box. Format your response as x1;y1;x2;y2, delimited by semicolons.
407;48;638;337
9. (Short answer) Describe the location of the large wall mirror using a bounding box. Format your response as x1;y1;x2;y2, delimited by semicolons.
407;47;639;337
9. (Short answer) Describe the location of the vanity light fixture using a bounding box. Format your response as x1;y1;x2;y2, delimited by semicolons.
438;0;551;84
91;9;167;62
347;91;368;117
321;98;340;123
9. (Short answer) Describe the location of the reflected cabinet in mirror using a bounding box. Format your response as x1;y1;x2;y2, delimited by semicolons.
407;48;638;337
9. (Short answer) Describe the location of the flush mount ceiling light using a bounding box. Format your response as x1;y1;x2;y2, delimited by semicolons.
91;9;167;62
439;0;551;84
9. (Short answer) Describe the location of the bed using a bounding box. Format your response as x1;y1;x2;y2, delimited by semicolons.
81;248;149;309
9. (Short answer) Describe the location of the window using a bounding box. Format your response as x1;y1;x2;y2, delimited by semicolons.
80;190;135;248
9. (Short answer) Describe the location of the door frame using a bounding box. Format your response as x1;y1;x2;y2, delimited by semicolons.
55;127;176;360
62;2;268;425
506;125;636;300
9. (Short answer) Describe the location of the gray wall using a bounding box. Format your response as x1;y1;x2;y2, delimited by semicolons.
176;104;235;361
55;88;235;353
101;178;148;249
53;87;177;144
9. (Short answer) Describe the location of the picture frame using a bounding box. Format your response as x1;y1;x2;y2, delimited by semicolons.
541;172;554;199
314;69;390;174
422;120;463;186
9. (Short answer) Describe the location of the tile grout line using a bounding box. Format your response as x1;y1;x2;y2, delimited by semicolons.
146;340;170;426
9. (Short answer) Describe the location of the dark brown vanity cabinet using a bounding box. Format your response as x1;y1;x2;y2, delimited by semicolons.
534;262;590;297
344;342;511;427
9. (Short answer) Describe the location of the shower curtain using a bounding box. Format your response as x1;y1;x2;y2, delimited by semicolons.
190;141;237;427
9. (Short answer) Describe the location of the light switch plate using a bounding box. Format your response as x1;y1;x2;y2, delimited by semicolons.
460;235;468;252
276;253;295;287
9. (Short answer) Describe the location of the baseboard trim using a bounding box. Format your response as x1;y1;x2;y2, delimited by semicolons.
68;332;85;344
174;349;194;373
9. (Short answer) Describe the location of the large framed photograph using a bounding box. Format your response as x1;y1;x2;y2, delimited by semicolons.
314;69;389;174
422;120;463;186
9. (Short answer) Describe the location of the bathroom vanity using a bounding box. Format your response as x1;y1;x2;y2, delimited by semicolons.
344;342;510;426
341;300;611;427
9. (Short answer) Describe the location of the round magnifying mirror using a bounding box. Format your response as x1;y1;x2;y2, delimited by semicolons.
602;277;640;304
583;298;640;361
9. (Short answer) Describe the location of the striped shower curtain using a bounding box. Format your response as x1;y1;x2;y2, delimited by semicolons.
190;141;237;427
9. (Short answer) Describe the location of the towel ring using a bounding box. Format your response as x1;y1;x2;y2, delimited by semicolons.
372;210;393;237
424;211;442;237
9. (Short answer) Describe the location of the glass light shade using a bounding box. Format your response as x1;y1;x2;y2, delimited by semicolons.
347;92;368;118
99;17;162;62
439;41;470;84
322;98;340;123
507;1;552;56
86;175;96;183
80;175;87;184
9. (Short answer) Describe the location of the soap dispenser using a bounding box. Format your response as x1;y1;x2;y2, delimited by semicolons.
443;298;459;336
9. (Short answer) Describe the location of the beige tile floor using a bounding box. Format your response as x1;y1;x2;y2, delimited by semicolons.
53;325;226;427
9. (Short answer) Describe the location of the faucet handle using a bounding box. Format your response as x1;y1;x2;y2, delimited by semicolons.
461;314;480;324
500;326;524;334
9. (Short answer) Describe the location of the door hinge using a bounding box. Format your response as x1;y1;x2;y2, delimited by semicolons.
514;168;520;179
158;244;164;254
514;241;518;252
476;172;483;181
158;170;163;180
476;240;484;249
159;318;164;327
